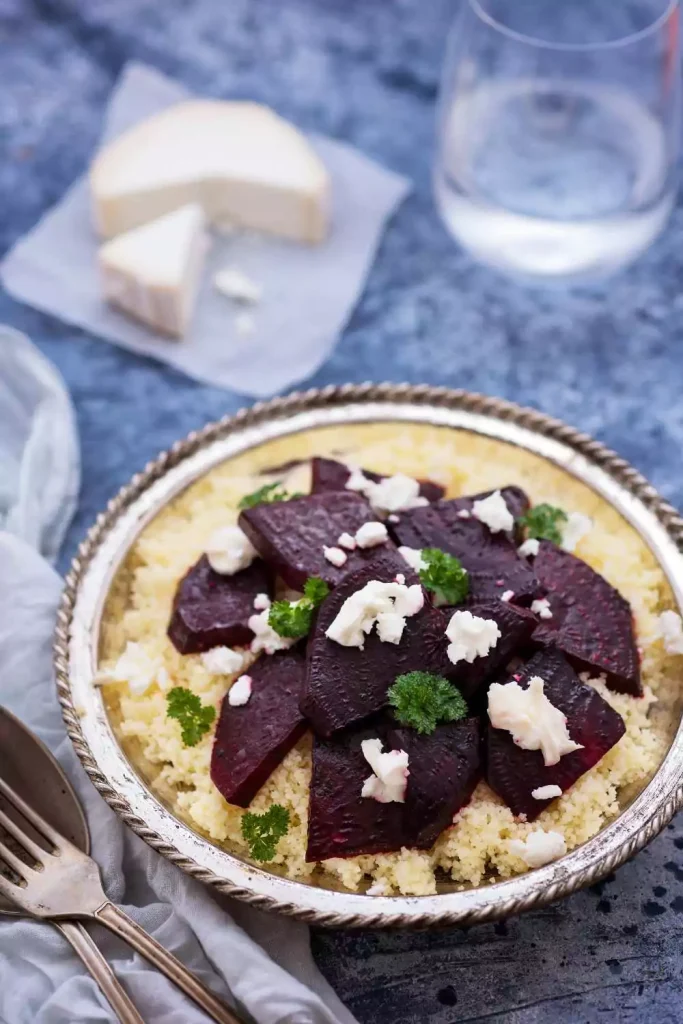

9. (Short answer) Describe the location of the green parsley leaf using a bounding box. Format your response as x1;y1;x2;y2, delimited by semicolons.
166;687;216;747
238;482;303;510
419;548;469;605
519;503;568;545
241;804;290;862
388;672;468;734
268;576;330;638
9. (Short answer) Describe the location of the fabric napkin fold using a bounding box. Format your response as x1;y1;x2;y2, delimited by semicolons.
1;62;411;398
0;329;358;1024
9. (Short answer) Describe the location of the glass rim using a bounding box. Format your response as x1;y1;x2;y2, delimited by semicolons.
467;0;680;51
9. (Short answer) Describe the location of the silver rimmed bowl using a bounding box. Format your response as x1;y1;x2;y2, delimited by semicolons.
54;383;683;928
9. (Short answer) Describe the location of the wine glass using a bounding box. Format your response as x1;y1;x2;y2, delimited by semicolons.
434;0;681;282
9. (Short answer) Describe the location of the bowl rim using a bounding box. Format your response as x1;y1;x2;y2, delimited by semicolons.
54;382;683;929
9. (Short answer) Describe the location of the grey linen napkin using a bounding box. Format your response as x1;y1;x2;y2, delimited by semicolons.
0;328;358;1024
0;62;410;398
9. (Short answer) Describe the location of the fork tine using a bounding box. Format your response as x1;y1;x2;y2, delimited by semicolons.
0;868;23;901
0;835;36;879
0;775;66;849
0;803;47;864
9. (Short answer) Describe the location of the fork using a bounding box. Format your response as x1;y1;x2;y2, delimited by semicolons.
0;775;243;1024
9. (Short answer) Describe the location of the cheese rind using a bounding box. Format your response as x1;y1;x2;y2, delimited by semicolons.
90;100;330;243
98;203;207;337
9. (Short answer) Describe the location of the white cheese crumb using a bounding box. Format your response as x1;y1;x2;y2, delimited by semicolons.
518;538;540;558
94;641;166;697
388;514;400;524
472;490;513;533
531;784;563;800
323;545;348;567
501;590;515;603
488;675;583;766
206;525;257;575
376;611;407;644
248;607;296;655
457;508;471;519
234;311;256;338
346;469;428;514
531;598;553;620
508;830;567;868
659;610;683;655
213;267;262;304
561;512;592;552
200;647;244;675
253;593;271;611
355;521;389;549
395;573;406;585
366;880;389;897
361;739;409;803
398;546;426;573
228;674;253;706
337;532;357;551
326;579;424;648
445;610;501;665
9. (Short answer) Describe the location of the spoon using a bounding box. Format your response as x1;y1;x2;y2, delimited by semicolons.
0;706;143;1022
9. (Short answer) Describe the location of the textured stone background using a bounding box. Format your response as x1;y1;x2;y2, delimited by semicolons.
2;0;683;1020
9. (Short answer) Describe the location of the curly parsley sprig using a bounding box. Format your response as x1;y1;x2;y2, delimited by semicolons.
419;548;469;606
238;482;303;510
518;503;568;545
388;672;468;734
166;687;216;747
268;577;330;638
241;804;290;862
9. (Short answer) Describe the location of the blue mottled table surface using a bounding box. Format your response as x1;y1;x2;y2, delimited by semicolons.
3;1;683;1020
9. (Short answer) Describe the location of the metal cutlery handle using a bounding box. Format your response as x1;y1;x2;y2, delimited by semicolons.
57;921;145;1024
95;901;242;1024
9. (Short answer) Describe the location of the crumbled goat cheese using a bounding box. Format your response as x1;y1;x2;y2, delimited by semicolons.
518;538;540;558
659;610;683;655
531;598;553;620
206;525;257;575
200;647;244;675
508;830;567;868
445;610;501;665
361;739;409;803
355;521;389;549
561;512;593;552
399;546;426;573
472;490;514;533
531;784;563;800
228;674;253;706
457;509;471;519
395;573;406;585
213;267;262;304
337;532;357;551
95;642;166;697
253;593;271;611
346;469;428;514
324;545;348;567
366;880;389;896
501;590;515;603
249;608;296;655
234;311;256;338
388;514;400;524
326;579;424;648
488;675;583;766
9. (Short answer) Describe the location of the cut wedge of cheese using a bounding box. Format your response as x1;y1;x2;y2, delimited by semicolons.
90;100;330;244
98;202;207;338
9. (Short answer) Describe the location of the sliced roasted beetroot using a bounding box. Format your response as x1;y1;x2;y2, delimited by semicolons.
388;718;481;847
238;491;389;590
391;495;541;605
531;542;641;696
210;648;307;808
311;456;445;503
302;551;449;736
486;647;626;821
168;555;273;654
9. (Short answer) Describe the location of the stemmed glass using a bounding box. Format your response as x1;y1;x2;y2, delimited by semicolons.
434;0;681;282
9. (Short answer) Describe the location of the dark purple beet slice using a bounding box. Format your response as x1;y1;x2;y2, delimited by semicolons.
303;551;449;736
530;541;641;696
391;495;542;605
311;456;445;503
210;648;307;808
388;718;481;847
238;491;391;590
168;555;273;654
486;647;626;821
